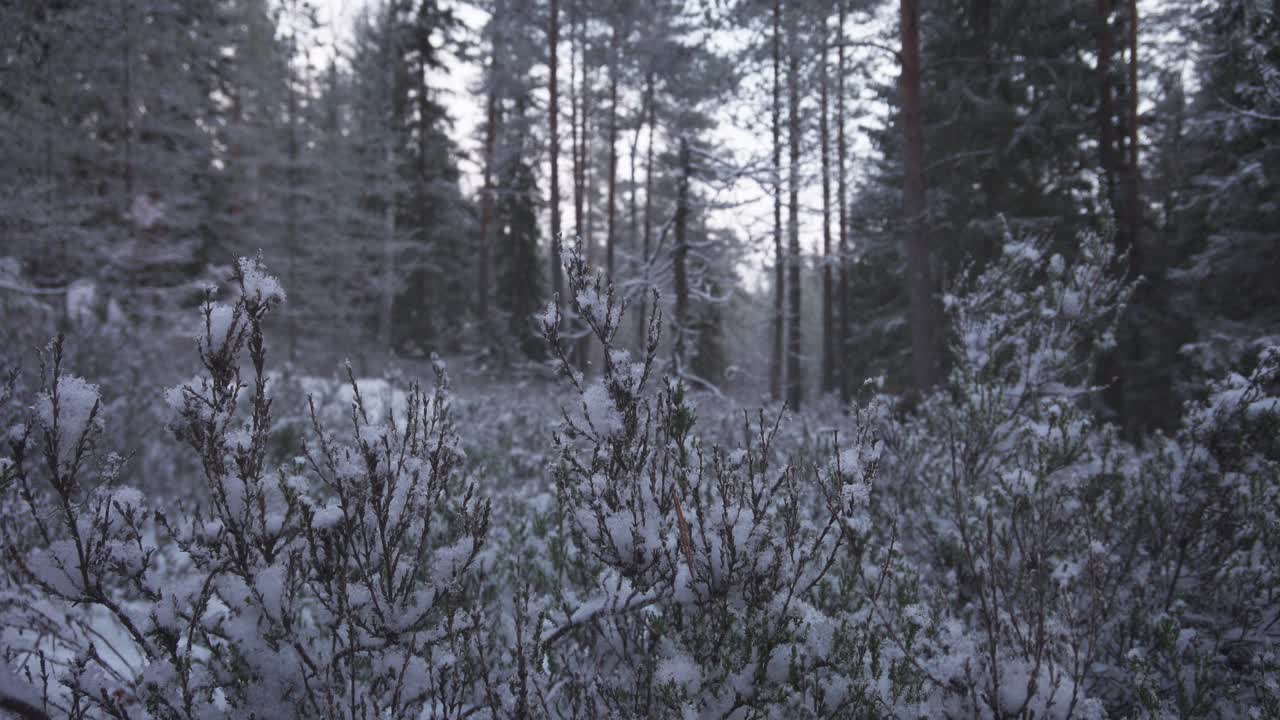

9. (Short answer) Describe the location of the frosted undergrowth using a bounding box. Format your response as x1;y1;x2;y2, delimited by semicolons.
3;225;1278;719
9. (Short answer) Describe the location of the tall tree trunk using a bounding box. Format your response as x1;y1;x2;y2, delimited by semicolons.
285;54;299;362
1120;0;1142;434
417;39;436;343
629;116;641;250
380;139;396;353
479;4;501;340
378;29;398;354
548;0;563;305
770;0;784;402
1095;0;1125;423
1125;0;1140;275
628;78;643;347
120;0;133;208
836;0;851;402
1097;0;1117;208
785;7;803;410
605;24;619;281
638;71;655;345
580;5;592;256
570;0;584;241
819;13;834;395
900;0;939;393
576;3;592;372
672;137;690;374
116;0;134;340
581;13;593;259
566;0;586;369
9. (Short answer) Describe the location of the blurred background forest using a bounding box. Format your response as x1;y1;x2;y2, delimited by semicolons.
1;0;1277;438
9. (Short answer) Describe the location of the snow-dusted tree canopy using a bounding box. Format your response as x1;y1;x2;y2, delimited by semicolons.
2;0;1279;718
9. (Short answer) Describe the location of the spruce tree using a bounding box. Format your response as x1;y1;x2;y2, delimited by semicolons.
495;120;546;361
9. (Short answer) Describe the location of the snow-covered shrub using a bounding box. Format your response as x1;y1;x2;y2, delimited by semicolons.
4;228;1277;720
869;219;1280;719
526;245;910;718
1;258;490;719
869;221;1133;718
1;337;143;719
1103;347;1280;717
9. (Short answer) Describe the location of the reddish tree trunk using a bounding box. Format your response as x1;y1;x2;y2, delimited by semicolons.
1126;0;1140;276
479;3;500;336
900;0;939;393
569;0;589;371
770;0;784;402
638;71;656;345
628;73;644;347
570;0;584;241
673;137;690;374
820;14;834;395
785;7;803;409
606;24;619;281
548;0;563;304
837;0;851;402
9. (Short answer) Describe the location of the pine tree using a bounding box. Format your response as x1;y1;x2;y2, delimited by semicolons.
386;0;471;356
348;4;412;358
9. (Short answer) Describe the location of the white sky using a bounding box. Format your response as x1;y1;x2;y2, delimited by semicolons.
308;0;1186;290
308;0;900;291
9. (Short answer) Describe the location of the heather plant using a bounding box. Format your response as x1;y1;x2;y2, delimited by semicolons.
865;220;1280;719
1103;347;1280;718
1;258;490;719
3;231;1278;720
866;222;1133;718
525;244;910;718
